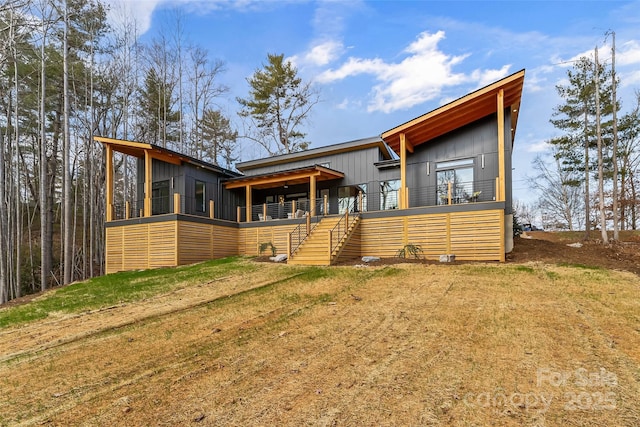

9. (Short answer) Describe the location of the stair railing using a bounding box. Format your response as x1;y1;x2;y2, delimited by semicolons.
328;200;360;258
288;213;319;256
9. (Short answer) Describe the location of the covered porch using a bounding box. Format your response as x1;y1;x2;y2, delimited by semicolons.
224;165;345;222
96;136;237;222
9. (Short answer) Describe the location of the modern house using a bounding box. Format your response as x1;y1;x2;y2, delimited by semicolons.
98;69;524;273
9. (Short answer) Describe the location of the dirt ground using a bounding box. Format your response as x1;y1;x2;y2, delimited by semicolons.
509;231;640;276
0;233;639;426
336;230;640;277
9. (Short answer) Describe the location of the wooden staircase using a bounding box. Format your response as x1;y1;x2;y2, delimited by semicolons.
288;215;360;266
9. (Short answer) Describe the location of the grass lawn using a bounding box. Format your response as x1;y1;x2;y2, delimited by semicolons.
0;258;638;426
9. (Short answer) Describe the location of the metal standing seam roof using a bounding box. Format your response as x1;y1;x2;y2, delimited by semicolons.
235;136;396;172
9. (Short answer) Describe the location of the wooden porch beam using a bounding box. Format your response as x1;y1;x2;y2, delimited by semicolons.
224;169;340;190
310;175;317;216
399;133;412;209
144;149;152;217
245;184;252;222
105;144;113;221
497;89;505;202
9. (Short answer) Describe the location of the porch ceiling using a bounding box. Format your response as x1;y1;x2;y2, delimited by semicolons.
381;69;525;155
224;165;344;190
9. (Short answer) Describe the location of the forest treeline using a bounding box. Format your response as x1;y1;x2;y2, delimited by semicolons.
0;0;321;303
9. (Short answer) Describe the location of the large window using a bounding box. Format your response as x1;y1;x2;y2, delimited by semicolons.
195;180;206;212
380;180;400;210
436;158;474;205
338;184;367;214
152;180;170;215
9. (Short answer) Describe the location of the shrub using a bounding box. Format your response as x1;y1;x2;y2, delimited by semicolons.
396;244;423;259
259;242;277;257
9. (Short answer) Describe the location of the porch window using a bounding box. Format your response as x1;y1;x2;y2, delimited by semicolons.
436;158;474;205
380;180;400;210
152;180;170;215
195;180;206;212
339;184;367;214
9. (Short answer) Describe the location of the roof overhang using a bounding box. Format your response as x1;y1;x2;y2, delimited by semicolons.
381;69;525;155
93;136;240;176
224;165;345;190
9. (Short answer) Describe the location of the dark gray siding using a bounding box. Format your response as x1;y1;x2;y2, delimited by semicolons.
243;146;388;184
404;112;512;209
137;158;236;218
243;146;400;214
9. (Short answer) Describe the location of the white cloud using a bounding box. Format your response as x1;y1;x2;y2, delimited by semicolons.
104;0;161;35
306;40;345;66
618;40;640;66
104;0;267;36
290;40;345;69
526;140;550;153
470;65;511;88
317;30;510;113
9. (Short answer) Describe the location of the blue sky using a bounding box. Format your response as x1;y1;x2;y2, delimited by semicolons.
105;0;640;204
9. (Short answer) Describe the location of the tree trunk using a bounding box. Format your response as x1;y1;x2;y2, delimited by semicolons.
611;31;619;240
63;0;72;285
40;30;50;291
594;46;609;244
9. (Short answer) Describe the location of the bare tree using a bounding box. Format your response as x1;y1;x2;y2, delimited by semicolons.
529;150;584;231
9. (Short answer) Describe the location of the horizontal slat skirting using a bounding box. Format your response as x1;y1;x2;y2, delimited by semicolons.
238;223;300;256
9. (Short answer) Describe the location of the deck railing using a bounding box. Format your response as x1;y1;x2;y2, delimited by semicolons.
407;179;497;208
246;197;326;222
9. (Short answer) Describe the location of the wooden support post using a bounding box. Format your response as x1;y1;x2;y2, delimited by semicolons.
310;175;317;216
209;200;214;219
173;193;180;214
358;190;363;212
144;150;152;217
400;133;406;209
323;194;328;216
105;144;113;222
292;200;296;216
245;185;252;222
446;213;452;254
500;213;506;262
125;201;130;220
497;89;506;202
262;203;267;221
399;133;413;210
237;206;241;223
447;182;452;205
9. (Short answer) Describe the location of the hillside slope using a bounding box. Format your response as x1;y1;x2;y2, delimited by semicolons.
0;257;639;426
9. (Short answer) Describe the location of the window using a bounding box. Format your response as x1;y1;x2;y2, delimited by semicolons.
436;158;474;205
152;180;170;215
195;180;206;212
380;180;400;210
338;184;366;214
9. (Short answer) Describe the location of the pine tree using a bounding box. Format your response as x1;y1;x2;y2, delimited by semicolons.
549;56;615;237
199;108;237;166
237;53;319;155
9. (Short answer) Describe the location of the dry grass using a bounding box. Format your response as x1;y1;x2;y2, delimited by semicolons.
0;259;638;426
